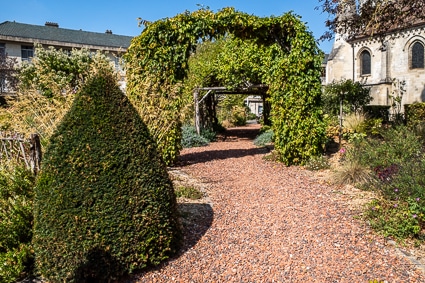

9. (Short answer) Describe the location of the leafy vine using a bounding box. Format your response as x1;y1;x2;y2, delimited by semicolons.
125;7;326;165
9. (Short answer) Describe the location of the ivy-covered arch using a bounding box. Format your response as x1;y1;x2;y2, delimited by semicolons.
125;7;326;165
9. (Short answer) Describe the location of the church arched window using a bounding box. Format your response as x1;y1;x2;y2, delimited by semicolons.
411;41;424;69
360;50;371;75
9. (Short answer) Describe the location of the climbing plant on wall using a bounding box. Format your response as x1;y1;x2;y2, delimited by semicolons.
125;7;326;165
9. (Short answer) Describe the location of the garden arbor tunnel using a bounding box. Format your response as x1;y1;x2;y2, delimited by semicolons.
125;7;326;165
193;84;271;135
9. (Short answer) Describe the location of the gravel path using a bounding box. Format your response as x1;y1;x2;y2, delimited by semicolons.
132;123;425;282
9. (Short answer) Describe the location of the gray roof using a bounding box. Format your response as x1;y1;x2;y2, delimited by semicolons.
0;21;133;49
327;45;341;61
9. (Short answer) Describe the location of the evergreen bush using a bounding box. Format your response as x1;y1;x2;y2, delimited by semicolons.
33;72;181;282
253;129;274;147
0;162;35;283
406;102;425;127
181;125;209;148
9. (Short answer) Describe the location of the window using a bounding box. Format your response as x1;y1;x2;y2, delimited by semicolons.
0;43;5;56
360;50;371;75
0;43;5;93
21;46;33;62
258;105;263;115
411;42;424;69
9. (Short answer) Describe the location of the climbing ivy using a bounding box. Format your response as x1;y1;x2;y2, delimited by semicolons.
125;7;326;165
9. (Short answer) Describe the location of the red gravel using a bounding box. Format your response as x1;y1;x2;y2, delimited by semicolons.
132;123;425;282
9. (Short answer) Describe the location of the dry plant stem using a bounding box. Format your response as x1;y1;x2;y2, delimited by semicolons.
130;123;425;283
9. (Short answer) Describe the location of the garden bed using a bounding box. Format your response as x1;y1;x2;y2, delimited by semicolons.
129;124;425;282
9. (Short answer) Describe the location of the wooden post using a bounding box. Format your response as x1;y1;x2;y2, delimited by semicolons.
29;133;42;175
194;89;201;135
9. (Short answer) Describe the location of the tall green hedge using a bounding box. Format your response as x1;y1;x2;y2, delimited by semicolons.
33;72;181;282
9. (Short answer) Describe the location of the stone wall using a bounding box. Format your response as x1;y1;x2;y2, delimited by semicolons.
326;25;425;112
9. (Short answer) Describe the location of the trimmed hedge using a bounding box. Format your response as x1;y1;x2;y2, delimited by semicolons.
33;73;181;282
405;102;425;126
0;163;35;283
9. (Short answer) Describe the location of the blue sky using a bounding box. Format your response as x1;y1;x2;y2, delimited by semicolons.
1;0;334;53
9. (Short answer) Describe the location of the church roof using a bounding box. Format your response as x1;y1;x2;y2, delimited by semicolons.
0;21;133;49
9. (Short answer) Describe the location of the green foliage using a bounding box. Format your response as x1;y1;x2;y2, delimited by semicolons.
19;45;115;97
323;79;372;116
221;105;247;127
366;199;421;239
5;45;115;144
33;72;181;282
0;162;35;283
343;125;425;239
253;129;274;147
305;155;330;171
200;127;217;142
406;102;425;127
364;105;390;122
175;186;203;200
358;118;383;136
261;14;327;165
348;126;422;169
181;125;209;148
125;7;326;166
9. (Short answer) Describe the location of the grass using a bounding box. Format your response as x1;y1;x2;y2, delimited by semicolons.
175;186;203;200
330;160;375;186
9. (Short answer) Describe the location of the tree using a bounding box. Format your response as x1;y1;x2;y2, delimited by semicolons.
323;79;372;116
4;45;115;143
0;52;18;97
323;79;372;146
318;0;425;40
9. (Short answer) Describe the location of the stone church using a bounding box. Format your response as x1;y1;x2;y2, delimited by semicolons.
325;1;425;114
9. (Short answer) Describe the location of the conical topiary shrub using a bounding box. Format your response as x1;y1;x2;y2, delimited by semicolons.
33;72;181;282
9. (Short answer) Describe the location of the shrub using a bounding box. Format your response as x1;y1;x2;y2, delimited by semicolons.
365;199;422;239
406;102;425;126
33;72;181;282
348;125;422;169
331;160;375;186
344;125;425;239
0;162;35;283
358;118;382;136
181;125;209;148
200;127;217;142
343;113;365;133
363;105;390;122
253;129;274;147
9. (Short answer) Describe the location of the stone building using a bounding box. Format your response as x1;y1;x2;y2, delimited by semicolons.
0;21;133;93
325;2;425;114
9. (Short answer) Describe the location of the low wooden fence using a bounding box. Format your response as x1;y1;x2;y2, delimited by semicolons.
0;132;42;175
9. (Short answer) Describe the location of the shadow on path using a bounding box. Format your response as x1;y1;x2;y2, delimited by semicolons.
178;125;268;166
126;203;213;282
